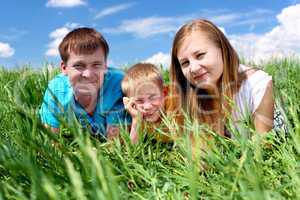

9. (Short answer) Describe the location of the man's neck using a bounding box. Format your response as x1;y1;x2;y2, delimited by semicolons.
75;94;98;116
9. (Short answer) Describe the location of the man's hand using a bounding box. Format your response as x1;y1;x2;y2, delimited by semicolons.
106;125;120;140
44;124;59;133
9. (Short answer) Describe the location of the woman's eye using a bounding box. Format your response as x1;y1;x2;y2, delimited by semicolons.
180;61;189;68
196;52;206;59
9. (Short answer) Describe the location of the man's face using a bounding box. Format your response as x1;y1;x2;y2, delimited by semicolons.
61;47;107;99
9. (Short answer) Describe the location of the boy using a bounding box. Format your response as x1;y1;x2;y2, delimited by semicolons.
121;63;182;143
39;27;129;139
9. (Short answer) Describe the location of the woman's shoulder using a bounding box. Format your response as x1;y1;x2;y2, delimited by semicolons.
235;64;272;115
239;64;271;83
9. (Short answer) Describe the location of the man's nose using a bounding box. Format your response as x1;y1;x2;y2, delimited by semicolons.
81;68;92;78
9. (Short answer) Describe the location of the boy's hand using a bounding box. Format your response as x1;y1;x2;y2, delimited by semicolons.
123;97;140;119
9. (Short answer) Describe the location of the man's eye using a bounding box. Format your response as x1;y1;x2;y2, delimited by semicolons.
73;64;84;69
94;64;104;69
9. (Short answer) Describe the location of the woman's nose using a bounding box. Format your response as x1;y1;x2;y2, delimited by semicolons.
189;60;201;74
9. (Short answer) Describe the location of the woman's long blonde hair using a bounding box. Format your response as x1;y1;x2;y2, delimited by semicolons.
170;19;246;134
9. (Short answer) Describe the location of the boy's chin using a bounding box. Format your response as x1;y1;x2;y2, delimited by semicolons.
144;114;160;123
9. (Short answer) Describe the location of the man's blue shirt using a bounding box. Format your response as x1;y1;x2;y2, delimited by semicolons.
39;68;130;136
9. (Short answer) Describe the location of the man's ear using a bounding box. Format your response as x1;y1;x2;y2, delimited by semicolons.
60;61;67;74
103;62;108;74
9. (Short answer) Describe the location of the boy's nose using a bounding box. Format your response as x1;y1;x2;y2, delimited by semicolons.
143;102;153;110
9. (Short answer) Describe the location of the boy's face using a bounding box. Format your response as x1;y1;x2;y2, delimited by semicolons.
61;47;107;99
132;81;164;123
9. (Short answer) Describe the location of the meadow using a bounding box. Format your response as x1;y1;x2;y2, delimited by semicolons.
0;59;299;200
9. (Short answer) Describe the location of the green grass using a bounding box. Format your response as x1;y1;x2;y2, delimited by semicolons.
0;58;299;200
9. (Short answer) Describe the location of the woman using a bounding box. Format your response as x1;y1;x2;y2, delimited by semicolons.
170;19;274;136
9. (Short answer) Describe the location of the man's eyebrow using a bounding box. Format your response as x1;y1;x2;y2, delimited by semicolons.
73;60;85;64
92;61;104;64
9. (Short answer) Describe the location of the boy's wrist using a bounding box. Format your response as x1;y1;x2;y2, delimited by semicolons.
132;117;139;125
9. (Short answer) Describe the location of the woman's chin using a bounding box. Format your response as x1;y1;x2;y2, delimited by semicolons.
194;80;217;90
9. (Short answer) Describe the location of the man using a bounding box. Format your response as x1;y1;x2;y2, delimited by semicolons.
39;27;129;139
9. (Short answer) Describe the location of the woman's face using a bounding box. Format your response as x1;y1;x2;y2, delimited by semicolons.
176;31;224;90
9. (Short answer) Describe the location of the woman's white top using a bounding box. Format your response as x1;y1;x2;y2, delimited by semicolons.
233;64;272;122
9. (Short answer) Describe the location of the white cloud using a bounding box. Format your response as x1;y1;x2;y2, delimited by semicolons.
0;42;14;58
210;13;241;24
101;9;272;38
95;3;135;19
143;52;170;69
205;9;273;28
229;4;300;63
102;16;192;38
46;0;86;8
45;23;79;57
218;26;226;35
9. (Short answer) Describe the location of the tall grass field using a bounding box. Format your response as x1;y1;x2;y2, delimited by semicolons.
0;59;299;200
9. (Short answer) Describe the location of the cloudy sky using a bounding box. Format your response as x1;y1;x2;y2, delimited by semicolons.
0;0;299;68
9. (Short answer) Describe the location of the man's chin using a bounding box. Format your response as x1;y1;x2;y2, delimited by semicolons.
74;84;100;95
74;89;93;96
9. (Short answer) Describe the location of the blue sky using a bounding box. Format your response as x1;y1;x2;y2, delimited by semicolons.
0;0;299;68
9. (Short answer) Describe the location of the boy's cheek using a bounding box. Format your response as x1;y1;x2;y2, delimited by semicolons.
153;100;164;110
135;107;149;117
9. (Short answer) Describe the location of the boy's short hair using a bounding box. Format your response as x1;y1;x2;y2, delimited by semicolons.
59;27;109;63
122;63;164;96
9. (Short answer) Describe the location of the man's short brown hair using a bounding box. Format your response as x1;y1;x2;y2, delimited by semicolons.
59;27;109;63
121;63;164;97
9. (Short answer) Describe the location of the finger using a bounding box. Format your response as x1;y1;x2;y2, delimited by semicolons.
128;98;136;109
123;97;130;106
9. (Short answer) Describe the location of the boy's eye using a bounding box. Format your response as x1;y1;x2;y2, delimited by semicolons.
149;95;160;101
135;99;144;104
